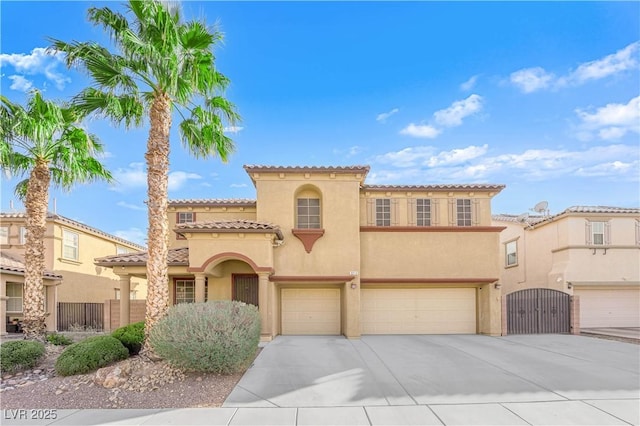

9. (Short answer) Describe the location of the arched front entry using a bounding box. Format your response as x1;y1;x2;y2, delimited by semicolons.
507;288;570;334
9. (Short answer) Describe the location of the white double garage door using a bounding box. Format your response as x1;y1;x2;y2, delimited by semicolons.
281;287;476;335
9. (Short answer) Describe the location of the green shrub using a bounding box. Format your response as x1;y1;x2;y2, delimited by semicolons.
111;321;145;355
1;340;46;373
55;335;128;376
148;301;261;373
46;333;73;346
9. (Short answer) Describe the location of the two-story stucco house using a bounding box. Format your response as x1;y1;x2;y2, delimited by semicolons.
493;206;640;332
97;165;506;340
0;212;147;333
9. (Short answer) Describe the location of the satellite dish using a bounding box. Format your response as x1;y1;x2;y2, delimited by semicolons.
516;213;530;222
532;201;549;214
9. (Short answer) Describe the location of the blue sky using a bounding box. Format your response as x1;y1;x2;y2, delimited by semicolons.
1;1;639;246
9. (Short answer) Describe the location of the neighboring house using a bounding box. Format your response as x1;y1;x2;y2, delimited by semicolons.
0;212;147;331
493;206;640;332
97;165;506;340
1;252;61;334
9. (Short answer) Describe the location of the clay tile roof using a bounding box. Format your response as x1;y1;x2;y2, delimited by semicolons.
244;165;370;174
0;212;146;251
175;220;284;239
168;199;256;207
563;206;640;214
95;247;189;266
364;184;505;191
0;252;62;279
491;214;547;224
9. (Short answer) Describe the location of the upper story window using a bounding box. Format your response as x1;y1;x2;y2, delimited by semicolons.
116;245;129;255
416;199;431;226
6;282;23;313
177;212;195;224
19;227;27;245
0;226;8;244
586;220;610;246
297;198;321;229
62;229;79;261
457;199;472;226
376;199;391;226
505;240;517;267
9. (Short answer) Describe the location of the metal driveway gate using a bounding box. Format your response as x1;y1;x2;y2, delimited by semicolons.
507;288;570;334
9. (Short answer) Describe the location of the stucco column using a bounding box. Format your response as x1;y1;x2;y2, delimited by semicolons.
119;274;131;328
258;273;271;338
194;274;206;303
344;278;361;339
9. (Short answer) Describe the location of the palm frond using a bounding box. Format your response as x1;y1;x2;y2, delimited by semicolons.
72;88;145;128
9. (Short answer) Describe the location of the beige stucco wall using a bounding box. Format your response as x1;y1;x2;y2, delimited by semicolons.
1;217;147;304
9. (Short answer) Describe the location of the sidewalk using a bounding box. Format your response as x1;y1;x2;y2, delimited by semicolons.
2;398;639;425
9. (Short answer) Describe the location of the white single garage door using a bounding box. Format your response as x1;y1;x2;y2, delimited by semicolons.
575;288;640;328
361;288;476;334
281;288;341;335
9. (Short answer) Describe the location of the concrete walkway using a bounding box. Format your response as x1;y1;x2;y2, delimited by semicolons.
2;335;639;425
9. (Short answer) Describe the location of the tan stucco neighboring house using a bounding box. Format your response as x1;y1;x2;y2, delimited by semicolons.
97;165;506;340
0;212;147;331
0;252;62;334
493;206;640;330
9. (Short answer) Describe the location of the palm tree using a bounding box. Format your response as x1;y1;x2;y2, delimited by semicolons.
50;1;239;348
0;91;112;340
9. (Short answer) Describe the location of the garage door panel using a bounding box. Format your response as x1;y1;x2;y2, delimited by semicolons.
362;288;476;334
281;288;341;335
576;288;640;328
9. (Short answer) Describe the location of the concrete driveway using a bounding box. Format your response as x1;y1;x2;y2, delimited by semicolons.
224;334;640;411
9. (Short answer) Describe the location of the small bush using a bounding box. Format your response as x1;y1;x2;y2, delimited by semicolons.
55;335;128;376
46;333;73;346
148;301;261;373
1;340;46;373
112;321;145;355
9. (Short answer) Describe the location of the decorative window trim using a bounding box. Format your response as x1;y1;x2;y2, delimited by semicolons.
62;229;79;261
505;239;518;267
585;220;610;246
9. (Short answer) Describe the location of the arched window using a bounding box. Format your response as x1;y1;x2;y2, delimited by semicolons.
294;186;322;229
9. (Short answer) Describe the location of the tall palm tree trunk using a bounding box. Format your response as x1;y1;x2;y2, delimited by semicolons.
143;92;172;353
22;160;50;341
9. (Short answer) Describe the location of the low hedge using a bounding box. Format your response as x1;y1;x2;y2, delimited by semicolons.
46;333;74;346
111;321;145;355
0;340;46;373
55;335;128;376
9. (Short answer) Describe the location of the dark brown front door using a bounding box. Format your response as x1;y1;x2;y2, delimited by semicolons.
233;274;259;306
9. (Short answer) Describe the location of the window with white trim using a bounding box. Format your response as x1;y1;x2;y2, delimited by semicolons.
19;227;27;245
416;199;431;226
591;221;605;245
505;240;517;267
456;199;472;226
175;279;195;304
116;245;129;254
0;226;8;244
297;198;321;229
376;199;391;226
62;230;79;260
6;282;23;313
177;212;195;224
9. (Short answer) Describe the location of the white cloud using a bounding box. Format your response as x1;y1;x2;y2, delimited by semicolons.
376;108;399;122
8;75;33;92
370;143;638;183
399;123;441;139
0;47;70;90
562;41;639;86
168;171;202;191
230;183;248;188
116;201;145;211
433;94;483;127
575;96;640;140
224;126;244;133
113;227;147;247
109;162;202;192
460;75;478;91
510;67;555;93
510;41;639;93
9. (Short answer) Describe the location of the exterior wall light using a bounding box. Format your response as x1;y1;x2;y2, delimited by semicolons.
494;283;502;290
567;282;573;289
351;282;357;289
